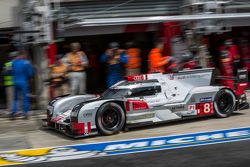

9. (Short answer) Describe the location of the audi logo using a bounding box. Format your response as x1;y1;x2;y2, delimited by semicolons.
133;75;144;80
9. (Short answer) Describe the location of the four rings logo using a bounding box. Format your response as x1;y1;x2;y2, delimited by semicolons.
132;75;145;81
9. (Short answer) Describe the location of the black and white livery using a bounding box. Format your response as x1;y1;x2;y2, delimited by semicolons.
44;68;249;137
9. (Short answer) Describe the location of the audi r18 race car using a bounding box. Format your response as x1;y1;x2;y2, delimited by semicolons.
43;68;249;138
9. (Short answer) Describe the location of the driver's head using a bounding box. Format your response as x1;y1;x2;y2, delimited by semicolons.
109;42;119;50
70;42;81;53
155;40;164;51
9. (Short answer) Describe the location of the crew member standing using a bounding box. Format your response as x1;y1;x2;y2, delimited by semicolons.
148;41;169;73
11;51;34;119
3;52;18;112
219;48;234;89
125;42;141;76
65;42;88;95
101;42;127;87
50;56;69;97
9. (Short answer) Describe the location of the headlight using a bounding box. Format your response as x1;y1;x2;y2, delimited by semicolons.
71;103;84;117
47;105;54;116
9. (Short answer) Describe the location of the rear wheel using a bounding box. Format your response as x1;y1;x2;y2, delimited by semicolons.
214;89;236;118
96;102;125;135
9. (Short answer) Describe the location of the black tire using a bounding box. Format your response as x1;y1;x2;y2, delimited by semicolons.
96;102;125;135
214;89;236;118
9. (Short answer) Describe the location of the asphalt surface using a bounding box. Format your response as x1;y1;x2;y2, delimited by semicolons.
0;110;250;151
0;93;249;166
12;139;250;167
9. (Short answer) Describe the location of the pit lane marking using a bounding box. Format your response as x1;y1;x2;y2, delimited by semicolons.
1;126;250;166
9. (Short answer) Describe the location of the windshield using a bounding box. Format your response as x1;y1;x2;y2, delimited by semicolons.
101;88;129;99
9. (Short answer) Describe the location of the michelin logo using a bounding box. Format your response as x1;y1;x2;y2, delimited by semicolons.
104;130;250;151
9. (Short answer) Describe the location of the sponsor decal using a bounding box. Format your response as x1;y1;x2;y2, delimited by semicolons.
188;104;196;112
200;97;212;102
168;73;174;80
171;105;185;110
177;73;210;80
1;127;250;166
0;148;105;166
83;113;92;118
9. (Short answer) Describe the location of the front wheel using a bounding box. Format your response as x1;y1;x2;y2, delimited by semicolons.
96;102;125;135
214;89;236;118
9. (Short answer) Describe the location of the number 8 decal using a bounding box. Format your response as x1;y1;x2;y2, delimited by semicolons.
204;103;211;113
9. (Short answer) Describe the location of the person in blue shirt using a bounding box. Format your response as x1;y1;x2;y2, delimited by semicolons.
11;51;34;119
100;42;127;88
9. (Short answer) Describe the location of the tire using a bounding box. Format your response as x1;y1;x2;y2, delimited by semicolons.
96;102;125;135
214;89;236;118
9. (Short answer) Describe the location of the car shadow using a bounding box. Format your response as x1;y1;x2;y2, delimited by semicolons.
125;112;246;133
39;112;246;140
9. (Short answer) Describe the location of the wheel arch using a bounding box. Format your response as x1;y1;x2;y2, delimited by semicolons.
214;87;237;118
219;87;237;99
95;100;127;135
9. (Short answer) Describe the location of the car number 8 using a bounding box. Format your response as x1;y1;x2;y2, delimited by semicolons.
204;103;211;113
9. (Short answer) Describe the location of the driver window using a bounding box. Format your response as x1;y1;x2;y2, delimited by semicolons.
129;87;156;97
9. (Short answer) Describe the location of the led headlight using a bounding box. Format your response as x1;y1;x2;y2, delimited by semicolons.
71;103;84;117
47;105;54;116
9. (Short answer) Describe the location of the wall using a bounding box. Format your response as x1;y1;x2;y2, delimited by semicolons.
0;0;21;29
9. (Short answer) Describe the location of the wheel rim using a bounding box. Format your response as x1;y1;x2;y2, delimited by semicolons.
101;107;121;130
216;93;233;114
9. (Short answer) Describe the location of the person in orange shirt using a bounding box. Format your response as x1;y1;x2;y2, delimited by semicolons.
125;42;141;76
65;42;88;95
50;56;69;97
148;41;170;73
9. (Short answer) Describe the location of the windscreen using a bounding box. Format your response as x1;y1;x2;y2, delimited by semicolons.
101;88;129;99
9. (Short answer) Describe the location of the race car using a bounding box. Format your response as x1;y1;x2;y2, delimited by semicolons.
43;68;249;138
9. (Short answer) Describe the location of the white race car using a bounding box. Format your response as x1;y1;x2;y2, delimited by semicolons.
43;68;249;138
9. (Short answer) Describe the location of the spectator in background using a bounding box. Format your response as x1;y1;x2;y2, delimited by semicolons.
125;42;141;76
100;42;127;87
65;42;88;95
49;55;69;97
2;51;18;112
11;51;34;119
197;37;212;68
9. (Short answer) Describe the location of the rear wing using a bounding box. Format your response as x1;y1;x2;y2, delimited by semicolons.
237;68;248;83
214;68;248;84
214;68;248;96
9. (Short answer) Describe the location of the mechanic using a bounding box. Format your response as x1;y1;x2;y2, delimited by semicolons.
49;55;69;97
125;42;141;76
65;42;89;95
228;40;240;75
219;48;234;89
198;37;214;68
100;42;127;87
11;50;34;119
148;41;172;73
2;51;18;112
